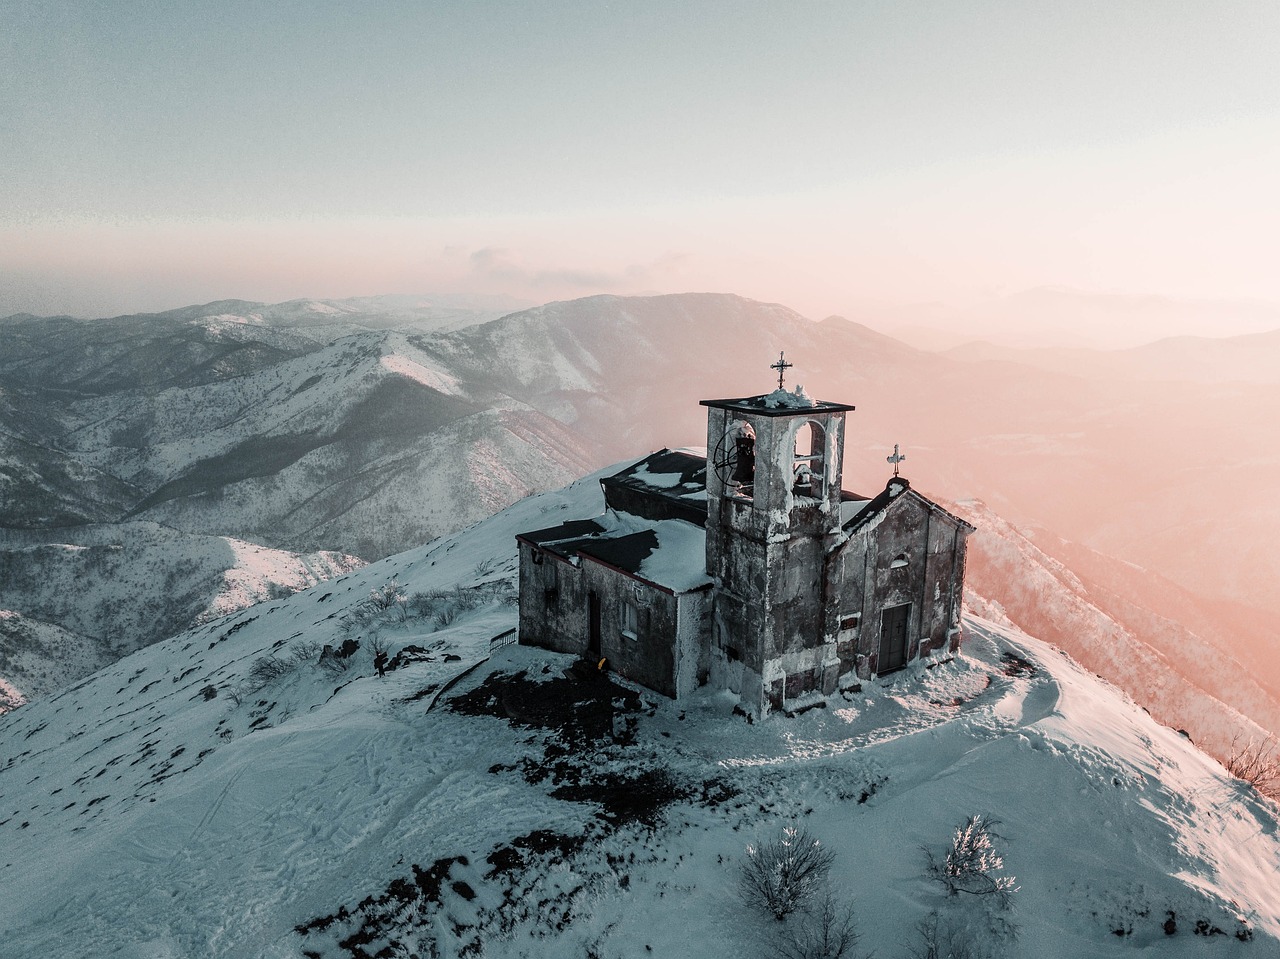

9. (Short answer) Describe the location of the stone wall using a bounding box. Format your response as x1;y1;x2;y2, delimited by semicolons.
517;542;588;656
835;493;969;679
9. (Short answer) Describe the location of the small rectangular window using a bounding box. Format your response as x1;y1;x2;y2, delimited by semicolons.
544;588;558;608
622;601;638;639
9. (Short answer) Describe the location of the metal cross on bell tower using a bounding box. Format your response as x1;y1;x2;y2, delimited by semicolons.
770;351;793;390
887;444;906;477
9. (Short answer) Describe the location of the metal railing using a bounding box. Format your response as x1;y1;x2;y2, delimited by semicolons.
489;628;518;652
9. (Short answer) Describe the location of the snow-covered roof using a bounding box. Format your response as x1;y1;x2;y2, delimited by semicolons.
600;449;708;525
517;511;712;595
839;493;873;526
700;393;856;416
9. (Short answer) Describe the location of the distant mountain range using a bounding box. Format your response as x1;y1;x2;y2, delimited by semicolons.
3;292;1279;753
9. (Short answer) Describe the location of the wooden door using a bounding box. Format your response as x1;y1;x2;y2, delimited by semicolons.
878;603;910;674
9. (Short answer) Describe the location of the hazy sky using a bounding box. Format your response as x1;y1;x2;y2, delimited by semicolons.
3;1;1279;326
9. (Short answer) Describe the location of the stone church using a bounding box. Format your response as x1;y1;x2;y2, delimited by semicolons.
516;361;974;715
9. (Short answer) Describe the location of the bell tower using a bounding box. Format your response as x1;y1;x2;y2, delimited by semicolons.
701;355;855;714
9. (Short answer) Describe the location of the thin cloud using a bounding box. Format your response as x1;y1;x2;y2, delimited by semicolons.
468;247;686;291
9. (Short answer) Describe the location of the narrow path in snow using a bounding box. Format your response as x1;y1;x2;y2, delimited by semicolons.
714;624;1063;772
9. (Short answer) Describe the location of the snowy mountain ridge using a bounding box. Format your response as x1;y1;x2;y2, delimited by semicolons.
1;466;1277;957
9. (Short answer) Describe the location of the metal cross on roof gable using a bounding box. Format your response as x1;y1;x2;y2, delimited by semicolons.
887;443;906;477
770;351;793;390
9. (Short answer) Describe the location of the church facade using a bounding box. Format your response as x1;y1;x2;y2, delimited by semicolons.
516;372;974;715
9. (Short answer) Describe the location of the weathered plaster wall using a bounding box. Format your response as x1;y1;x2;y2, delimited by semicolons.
836;494;969;678
582;561;680;698
673;589;713;698
517;543;587;656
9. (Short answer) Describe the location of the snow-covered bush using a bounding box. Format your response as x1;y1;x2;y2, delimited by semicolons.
288;641;322;665
738;824;835;921
407;586;496;629
246;642;328;690
338;580;413;636
926;815;1018;907
366;578;407;620
1225;733;1280;798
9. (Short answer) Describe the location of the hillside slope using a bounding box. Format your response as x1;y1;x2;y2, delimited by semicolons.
1;470;1275;958
0;299;591;698
0;523;363;704
956;500;1280;752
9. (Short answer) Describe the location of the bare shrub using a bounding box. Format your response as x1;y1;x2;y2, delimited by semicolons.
1225;733;1280;797
454;589;484;612
338;605;375;636
289;641;322;666
739;824;835;921
773;891;862;959
319;645;354;674
926;815;1018;907
409;585;504;626
473;557;497;577
407;591;441;619
909;911;981;959
249;655;292;688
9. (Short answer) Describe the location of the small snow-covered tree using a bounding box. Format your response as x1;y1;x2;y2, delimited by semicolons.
367;578;407;618
927;815;1017;907
739;824;835;921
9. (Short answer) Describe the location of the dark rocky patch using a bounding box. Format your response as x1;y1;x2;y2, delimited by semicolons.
549;768;691;828
296;855;470;958
447;665;640;749
485;829;587;878
1000;651;1037;677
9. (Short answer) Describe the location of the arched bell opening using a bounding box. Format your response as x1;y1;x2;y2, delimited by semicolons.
791;419;826;499
713;420;756;500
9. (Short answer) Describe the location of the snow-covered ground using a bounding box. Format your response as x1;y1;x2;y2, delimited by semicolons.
2;473;1277;958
